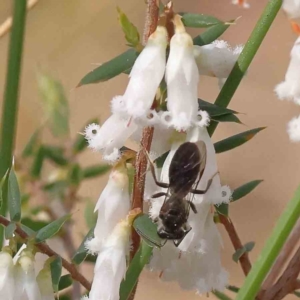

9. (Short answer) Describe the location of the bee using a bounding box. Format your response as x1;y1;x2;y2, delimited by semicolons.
147;141;215;246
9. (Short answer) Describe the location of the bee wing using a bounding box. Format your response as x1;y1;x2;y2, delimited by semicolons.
198;141;207;179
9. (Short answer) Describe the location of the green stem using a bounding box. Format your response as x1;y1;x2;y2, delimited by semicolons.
236;186;300;300
208;0;283;136
0;0;27;245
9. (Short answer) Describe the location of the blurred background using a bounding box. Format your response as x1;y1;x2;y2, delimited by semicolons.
0;0;299;299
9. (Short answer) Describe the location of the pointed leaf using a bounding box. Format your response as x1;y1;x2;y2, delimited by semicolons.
82;164;111;179
37;72;69;137
117;7;140;48
84;201;97;229
72;228;94;265
22;129;41;158
73;118;99;154
133;214;165;248
21;218;49;231
120;240;153;300
215;203;229;217
227;285;240;293
193;22;230;46
212;113;242;124
30;146;45;178
8;169;21;222
214;127;266;154
50;256;62;293
43;145;68;166
58;274;73;291
35;214;71;243
212;291;233;300
20;224;36;236
69;164;82;186
5;222;16;239
181;13;222;28
198;98;237;116
232;180;263;202
0;169;10;209
78;49;139;86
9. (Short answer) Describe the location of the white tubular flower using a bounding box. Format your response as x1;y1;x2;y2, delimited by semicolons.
232;0;250;8
282;0;300;19
275;37;300;105
194;40;243;88
36;262;55;300
287;115;300;142
163;15;201;131
14;252;42;300
187;126;232;205
0;250;14;300
85;165;130;254
115;26;167;119
89;213;135;300
84;114;137;163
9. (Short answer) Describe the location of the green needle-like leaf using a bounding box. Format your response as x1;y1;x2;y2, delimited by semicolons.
212;290;233;300
227;285;240;293
214;127;266;154
78;49;139;86
119;240;153;300
133;214;165;248
22;129;41;158
236;185;300;300
5;222;16;239
0;169;10;209
8;168;21;222
117;7;140;48
58;274;73;291
35;214;71;243
181;13;222;28
72;228;94;265
50;256;62;293
211;113;242;124
82;164;111;179
30;146;45;178
43;145;68;166
198;99;237;117
232;180;263;202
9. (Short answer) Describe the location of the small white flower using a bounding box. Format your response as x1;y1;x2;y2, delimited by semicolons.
232;0;250;8
85;166;130;254
84;114;137;163
275;37;300;105
14;252;42;300
89;215;133;300
282;0;300;19
287;115;300;142
36;262;55;300
163;15;200;131
194;40;243;89
0;251;15;300
116;26;168;119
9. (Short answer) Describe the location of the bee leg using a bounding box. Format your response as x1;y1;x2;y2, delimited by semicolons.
190;172;219;194
187;201;197;213
151;192;168;198
143;148;170;188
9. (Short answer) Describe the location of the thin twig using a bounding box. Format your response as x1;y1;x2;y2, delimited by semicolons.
0;0;40;38
0;215;91;291
261;245;300;300
219;215;252;276
262;219;300;289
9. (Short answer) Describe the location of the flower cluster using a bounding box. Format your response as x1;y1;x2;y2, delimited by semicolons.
275;2;300;141
84;16;242;163
83;12;241;298
0;248;54;300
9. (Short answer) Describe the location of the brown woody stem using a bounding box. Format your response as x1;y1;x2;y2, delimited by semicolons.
0;215;91;291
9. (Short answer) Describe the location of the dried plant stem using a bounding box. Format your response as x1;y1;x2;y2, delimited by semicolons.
261;246;300;300
219;215;252;276
262;219;300;289
0;215;91;291
0;0;40;38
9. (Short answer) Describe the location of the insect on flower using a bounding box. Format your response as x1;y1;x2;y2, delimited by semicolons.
146;141;217;246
